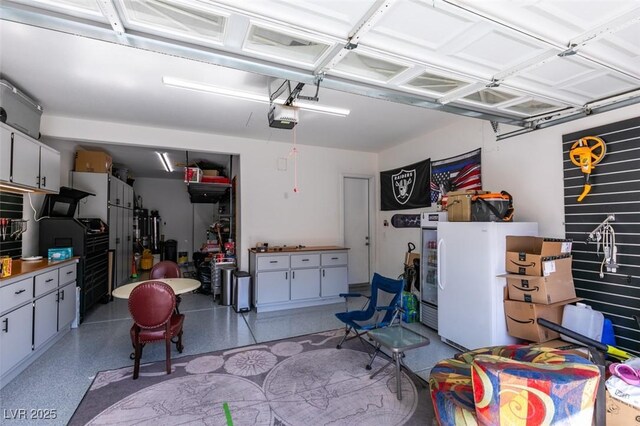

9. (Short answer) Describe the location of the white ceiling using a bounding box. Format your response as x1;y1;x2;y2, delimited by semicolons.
1;0;640;176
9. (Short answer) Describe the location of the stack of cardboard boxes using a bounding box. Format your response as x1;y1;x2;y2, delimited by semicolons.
503;236;580;343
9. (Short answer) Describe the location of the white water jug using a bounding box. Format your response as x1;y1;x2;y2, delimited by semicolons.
560;302;604;345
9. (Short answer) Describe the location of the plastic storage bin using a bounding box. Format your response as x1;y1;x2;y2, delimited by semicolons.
561;303;604;345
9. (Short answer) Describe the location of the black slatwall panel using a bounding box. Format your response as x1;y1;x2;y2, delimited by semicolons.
0;191;24;259
563;116;640;356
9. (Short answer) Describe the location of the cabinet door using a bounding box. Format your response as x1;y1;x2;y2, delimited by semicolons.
108;205;117;250
321;266;348;297
291;268;320;300
58;282;76;329
124;184;134;209
256;271;289;304
0;304;33;376
39;145;60;193
71;172;109;221
109;177;124;207
116;206;126;285
33;291;58;349
11;131;40;188
0;125;12;182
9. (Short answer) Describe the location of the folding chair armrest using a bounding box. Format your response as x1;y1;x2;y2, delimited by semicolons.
339;293;367;299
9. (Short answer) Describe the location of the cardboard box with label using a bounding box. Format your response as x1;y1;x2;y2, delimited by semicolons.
505;255;576;304
504;295;581;342
606;390;640;426
75;150;113;173
505;236;572;275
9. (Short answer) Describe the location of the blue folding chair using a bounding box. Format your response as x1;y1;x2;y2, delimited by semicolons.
335;273;404;351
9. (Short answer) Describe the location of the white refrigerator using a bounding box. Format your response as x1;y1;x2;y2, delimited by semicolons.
437;221;538;351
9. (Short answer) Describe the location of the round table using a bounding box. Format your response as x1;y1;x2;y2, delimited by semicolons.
112;278;201;299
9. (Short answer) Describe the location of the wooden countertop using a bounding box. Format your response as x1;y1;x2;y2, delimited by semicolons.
0;257;79;282
249;245;349;253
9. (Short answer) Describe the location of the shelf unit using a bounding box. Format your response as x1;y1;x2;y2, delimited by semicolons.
187;182;231;204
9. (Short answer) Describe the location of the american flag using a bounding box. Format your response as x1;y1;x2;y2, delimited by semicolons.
430;148;482;203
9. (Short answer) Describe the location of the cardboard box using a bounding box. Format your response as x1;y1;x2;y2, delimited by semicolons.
506;256;576;304
446;190;489;222
606;390;640;426
184;166;202;183
48;247;73;261
504;296;580;342
75;150;112;173
404;252;420;267
202;169;220;176
505;236;572;275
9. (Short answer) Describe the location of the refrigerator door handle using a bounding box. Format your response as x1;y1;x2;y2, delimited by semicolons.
437;238;444;290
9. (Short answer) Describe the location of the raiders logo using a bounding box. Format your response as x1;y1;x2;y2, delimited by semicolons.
392;169;416;204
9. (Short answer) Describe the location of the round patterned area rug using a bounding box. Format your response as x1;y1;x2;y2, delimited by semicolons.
70;329;432;425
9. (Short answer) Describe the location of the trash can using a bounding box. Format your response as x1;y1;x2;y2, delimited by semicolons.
233;271;251;313
164;239;177;262
220;264;236;306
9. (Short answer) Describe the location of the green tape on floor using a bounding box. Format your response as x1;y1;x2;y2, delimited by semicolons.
223;402;233;426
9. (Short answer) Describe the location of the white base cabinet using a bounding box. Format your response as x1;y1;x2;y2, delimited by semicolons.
321;266;348;297
291;268;320;300
250;248;348;312
257;271;290;304
0;305;32;377
0;259;78;389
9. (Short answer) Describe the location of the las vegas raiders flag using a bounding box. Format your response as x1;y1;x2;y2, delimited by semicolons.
380;158;431;211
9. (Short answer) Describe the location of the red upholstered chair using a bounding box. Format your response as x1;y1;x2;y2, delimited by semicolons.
128;281;184;379
149;260;181;279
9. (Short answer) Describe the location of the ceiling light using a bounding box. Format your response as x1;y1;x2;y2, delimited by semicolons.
162;76;350;117
156;152;173;172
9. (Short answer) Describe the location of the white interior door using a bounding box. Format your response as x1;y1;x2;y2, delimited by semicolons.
344;177;370;285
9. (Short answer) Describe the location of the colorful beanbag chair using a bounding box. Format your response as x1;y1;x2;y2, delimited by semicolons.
429;345;600;425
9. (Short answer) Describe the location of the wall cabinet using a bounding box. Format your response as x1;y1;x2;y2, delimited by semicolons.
0;259;78;389
0;122;60;193
71;172;133;287
250;248;348;312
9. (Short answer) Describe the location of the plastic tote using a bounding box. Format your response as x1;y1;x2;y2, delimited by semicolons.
561;302;604;345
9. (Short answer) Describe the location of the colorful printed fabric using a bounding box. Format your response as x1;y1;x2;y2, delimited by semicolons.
429;345;600;426
472;355;600;425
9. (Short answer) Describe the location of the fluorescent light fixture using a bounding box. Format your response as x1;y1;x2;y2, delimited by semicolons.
156;152;173;172
0;183;34;193
162;76;350;117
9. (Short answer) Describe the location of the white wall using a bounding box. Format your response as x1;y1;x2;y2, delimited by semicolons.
40;116;379;269
376;103;640;278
